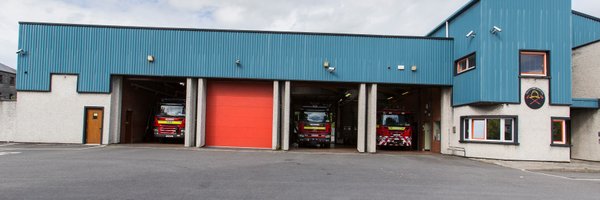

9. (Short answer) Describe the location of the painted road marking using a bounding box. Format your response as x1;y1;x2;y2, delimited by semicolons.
0;152;21;156
522;169;600;182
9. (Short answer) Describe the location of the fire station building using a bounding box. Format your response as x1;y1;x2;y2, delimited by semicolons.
8;0;600;162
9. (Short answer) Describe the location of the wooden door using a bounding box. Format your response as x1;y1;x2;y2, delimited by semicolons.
85;108;104;144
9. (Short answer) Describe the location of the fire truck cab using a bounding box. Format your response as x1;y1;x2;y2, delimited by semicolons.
376;110;414;148
295;106;333;148
153;99;186;139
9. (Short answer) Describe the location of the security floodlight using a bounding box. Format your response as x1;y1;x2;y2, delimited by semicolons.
16;49;25;55
147;55;155;62
491;26;502;34
326;67;336;73
466;31;476;38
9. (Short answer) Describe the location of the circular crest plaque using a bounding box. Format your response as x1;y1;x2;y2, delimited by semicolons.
524;87;545;109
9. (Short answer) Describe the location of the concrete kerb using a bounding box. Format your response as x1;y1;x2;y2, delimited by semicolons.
472;158;600;172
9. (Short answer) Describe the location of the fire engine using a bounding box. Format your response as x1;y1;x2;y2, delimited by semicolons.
295;106;332;148
376;110;413;147
153;99;186;139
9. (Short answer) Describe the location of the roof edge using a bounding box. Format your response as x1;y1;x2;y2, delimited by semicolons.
19;21;453;41
573;39;600;50
425;0;480;37
572;10;600;22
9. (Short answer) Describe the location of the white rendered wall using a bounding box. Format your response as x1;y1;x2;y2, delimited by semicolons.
15;75;112;144
573;42;600;98
447;79;570;161
571;109;600;161
0;101;16;142
571;42;600;161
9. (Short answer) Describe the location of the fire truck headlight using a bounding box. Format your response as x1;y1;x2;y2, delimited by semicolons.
325;135;331;138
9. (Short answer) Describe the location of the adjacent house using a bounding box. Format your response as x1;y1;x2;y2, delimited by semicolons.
0;63;16;100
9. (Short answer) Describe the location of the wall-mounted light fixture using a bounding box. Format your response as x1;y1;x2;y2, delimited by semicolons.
147;55;155;62
235;59;241;66
411;65;417;71
490;26;502;34
323;60;330;68
466;30;476;38
326;67;336;73
16;49;26;55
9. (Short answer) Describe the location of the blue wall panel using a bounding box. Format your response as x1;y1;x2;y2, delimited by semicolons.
448;1;482;106
572;12;600;48
428;0;573;106
479;0;572;105
17;23;453;93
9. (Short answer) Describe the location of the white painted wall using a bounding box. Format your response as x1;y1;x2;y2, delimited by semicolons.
571;109;600;161
571;42;600;161
573;42;600;98
0;101;16;142
445;78;570;161
14;75;112;144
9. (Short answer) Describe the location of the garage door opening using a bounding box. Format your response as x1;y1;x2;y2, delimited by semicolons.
376;85;442;153
119;76;187;145
289;82;359;152
204;80;274;149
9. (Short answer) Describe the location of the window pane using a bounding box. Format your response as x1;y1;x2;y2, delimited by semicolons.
521;53;545;75
486;119;500;140
472;120;485;139
552;120;564;143
457;60;467;72
464;119;469;139
504;119;513;141
468;54;476;68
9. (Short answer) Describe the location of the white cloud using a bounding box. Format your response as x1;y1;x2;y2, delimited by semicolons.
0;0;598;68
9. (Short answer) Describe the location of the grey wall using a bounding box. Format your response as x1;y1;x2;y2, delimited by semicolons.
0;100;16;142
573;42;600;98
0;71;16;100
571;42;600;161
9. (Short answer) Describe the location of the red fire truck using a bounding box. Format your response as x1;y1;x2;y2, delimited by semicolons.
153;99;186;139
376;110;413;147
296;106;332;148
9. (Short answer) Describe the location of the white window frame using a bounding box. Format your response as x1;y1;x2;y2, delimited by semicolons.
551;119;567;145
463;117;514;142
456;53;476;74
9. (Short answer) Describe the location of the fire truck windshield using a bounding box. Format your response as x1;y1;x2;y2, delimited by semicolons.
303;111;327;123
382;114;407;126
160;105;185;117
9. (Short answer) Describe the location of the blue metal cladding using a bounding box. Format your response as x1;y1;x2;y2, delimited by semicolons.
431;0;572;106
572;12;600;48
447;1;482;106
571;98;599;109
480;0;572;105
17;23;453;93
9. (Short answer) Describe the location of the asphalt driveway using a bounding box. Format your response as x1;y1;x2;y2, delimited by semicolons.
0;143;598;200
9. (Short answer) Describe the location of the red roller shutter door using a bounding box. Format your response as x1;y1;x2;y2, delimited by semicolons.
205;80;273;148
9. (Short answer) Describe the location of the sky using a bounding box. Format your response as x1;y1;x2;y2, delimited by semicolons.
1;0;599;69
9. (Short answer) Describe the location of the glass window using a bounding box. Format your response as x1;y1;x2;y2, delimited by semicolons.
504;119;513;141
463;117;516;143
303;111;327;123
9;77;15;85
486;119;501;140
456;54;476;74
520;51;547;76
472;119;485;140
551;119;568;145
159;105;185;116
